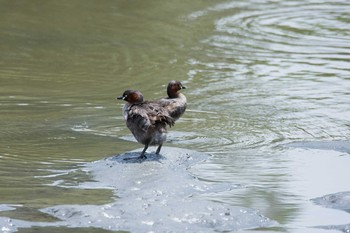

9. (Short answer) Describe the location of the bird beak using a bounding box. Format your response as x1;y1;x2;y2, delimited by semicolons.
116;96;124;100
181;85;186;89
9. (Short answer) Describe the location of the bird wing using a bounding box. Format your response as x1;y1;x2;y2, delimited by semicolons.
127;102;174;132
127;104;152;132
144;101;175;127
159;96;187;120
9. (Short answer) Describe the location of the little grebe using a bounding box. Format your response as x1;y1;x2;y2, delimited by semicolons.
159;80;187;121
117;90;174;159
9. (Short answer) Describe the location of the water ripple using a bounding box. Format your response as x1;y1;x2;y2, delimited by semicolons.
187;0;350;151
211;2;350;61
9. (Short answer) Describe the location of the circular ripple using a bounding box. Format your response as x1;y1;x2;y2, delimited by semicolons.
208;2;350;61
188;1;350;152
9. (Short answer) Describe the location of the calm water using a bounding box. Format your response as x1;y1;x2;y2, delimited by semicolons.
1;0;350;232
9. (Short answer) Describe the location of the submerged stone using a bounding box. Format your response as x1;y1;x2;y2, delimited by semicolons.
0;147;277;232
312;192;350;233
39;147;277;232
312;191;350;213
316;223;350;233
286;140;350;153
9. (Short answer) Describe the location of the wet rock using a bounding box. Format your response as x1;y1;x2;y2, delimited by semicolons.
312;192;350;233
0;217;17;233
0;216;63;233
312;191;350;213
0;204;18;212
40;147;277;232
316;223;350;233
286;140;350;153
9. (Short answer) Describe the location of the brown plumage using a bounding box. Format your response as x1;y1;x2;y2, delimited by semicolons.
117;90;174;159
159;80;187;121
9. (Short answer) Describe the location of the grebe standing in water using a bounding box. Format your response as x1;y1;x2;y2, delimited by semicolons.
117;90;174;159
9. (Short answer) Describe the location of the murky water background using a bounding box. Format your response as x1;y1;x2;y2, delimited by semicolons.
1;0;349;232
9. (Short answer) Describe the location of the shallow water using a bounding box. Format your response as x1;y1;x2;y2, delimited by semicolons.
1;0;350;232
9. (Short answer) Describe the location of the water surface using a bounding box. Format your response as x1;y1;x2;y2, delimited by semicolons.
1;0;350;232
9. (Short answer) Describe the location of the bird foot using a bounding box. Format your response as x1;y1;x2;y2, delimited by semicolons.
123;153;147;161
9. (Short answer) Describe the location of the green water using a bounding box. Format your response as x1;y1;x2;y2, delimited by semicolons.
1;0;350;232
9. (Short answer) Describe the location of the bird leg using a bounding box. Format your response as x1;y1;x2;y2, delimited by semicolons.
138;144;149;159
155;144;162;155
